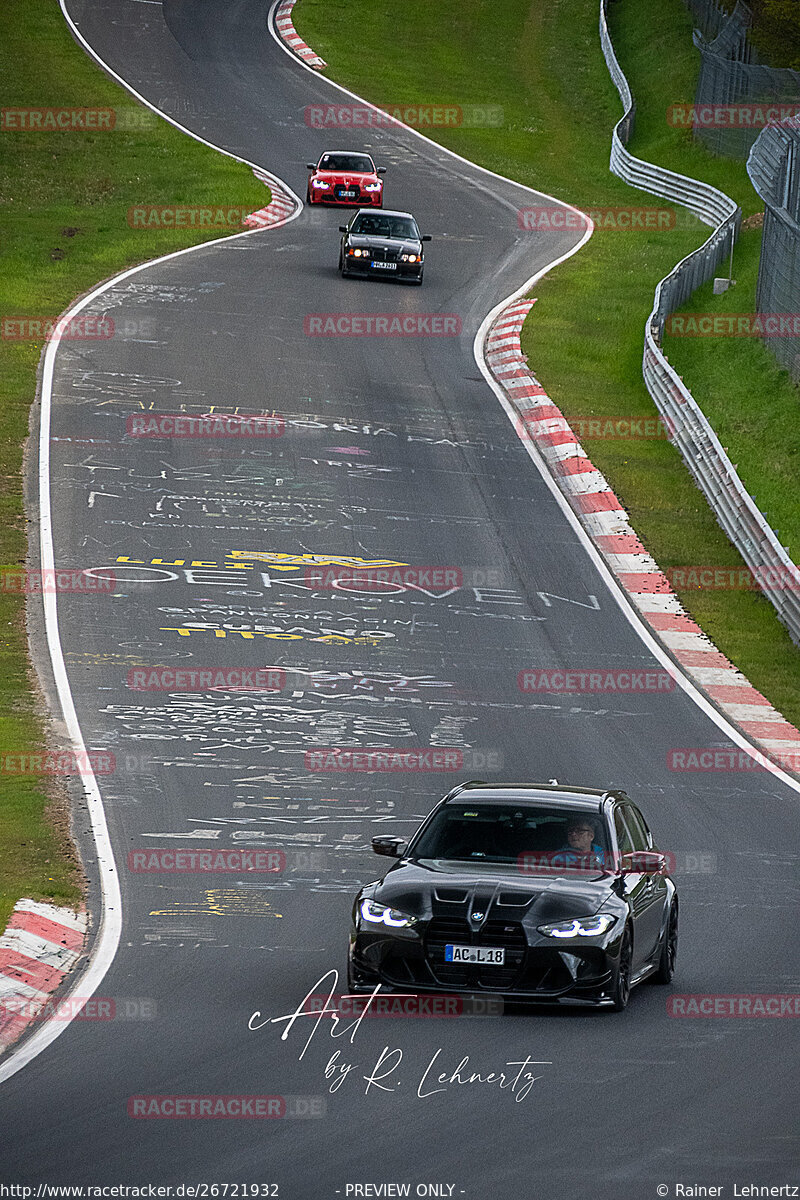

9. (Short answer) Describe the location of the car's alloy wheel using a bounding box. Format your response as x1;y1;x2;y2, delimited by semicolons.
610;926;633;1011
654;902;678;984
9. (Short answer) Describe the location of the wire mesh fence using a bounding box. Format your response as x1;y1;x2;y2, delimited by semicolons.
685;0;800;160
747;118;800;384
601;0;800;647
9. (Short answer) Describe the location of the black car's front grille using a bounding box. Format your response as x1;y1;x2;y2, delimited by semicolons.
368;246;400;263
424;918;527;989
475;921;527;988
425;918;472;987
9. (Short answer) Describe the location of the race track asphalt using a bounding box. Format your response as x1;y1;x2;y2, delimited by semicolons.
1;3;798;1196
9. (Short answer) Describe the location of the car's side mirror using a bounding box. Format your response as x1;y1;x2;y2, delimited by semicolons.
421;235;432;242
371;836;406;858
339;225;348;233
622;851;667;875
377;167;387;175
306;163;317;171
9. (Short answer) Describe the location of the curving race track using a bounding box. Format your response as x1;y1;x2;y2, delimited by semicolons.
1;2;799;1196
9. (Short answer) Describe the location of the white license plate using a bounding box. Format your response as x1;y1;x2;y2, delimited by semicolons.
339;190;357;198
445;944;505;965
370;261;397;271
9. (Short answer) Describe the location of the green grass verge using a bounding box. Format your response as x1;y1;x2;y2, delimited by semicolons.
0;0;269;928
294;0;800;730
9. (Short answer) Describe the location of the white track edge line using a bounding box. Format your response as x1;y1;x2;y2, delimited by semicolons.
266;0;800;794
60;0;305;215
0;7;307;1088
265;0;597;223
473;306;800;797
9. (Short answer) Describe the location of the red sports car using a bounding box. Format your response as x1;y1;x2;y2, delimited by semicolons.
306;150;386;207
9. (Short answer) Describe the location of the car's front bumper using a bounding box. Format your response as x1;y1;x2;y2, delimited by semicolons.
349;928;615;1002
309;189;382;206
343;259;423;280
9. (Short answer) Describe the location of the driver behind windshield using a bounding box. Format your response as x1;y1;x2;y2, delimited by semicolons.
550;818;605;867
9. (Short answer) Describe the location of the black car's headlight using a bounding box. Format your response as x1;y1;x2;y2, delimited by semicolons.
537;914;616;939
348;247;370;257
400;253;421;262
359;898;417;928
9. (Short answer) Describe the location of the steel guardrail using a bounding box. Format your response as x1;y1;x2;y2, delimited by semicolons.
599;0;800;643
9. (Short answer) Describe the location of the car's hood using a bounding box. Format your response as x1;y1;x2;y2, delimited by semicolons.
370;858;615;923
315;171;378;183
347;235;422;254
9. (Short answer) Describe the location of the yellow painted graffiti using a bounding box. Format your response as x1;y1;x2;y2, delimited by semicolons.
116;552;409;572
160;627;389;644
226;551;409;572
149;890;283;917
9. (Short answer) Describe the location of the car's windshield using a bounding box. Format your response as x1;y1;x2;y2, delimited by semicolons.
351;214;419;240
318;154;374;173
410;804;607;867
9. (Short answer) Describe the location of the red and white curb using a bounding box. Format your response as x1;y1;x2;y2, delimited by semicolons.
0;900;88;1053
244;169;299;229
486;298;800;776
274;0;326;70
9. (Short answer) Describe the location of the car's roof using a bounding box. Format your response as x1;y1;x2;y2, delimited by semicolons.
317;150;374;159
442;782;614;813
352;208;415;219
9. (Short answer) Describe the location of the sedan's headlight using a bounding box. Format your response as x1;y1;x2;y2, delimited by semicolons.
312;179;330;188
359;898;417;928
364;182;382;192
538;914;616;938
348;247;370;257
400;253;421;262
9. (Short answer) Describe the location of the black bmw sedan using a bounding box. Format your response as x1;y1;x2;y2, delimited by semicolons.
348;782;678;1011
338;208;430;283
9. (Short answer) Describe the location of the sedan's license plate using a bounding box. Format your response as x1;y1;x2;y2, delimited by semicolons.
371;261;397;271
339;190;357;198
445;944;505;965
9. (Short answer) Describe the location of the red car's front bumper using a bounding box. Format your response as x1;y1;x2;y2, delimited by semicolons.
307;176;383;206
